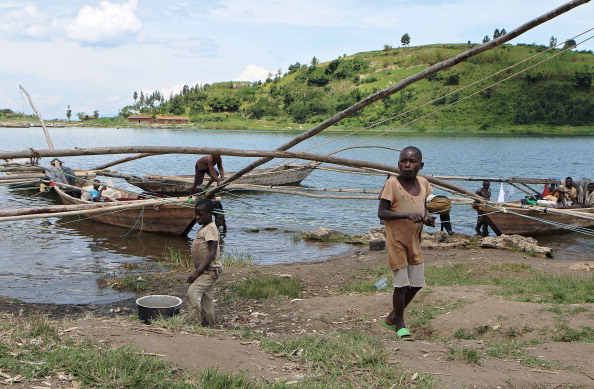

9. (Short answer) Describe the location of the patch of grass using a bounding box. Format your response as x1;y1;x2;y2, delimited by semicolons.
506;325;533;338
474;325;490;335
408;296;467;337
261;331;434;388
340;266;391;293
490;263;532;272
0;314;280;388
98;275;150;292
487;341;562;369
446;346;481;365
454;328;476;340
224;274;303;300
221;250;258;268
552;324;594;342
161;245;192;270
426;263;594;304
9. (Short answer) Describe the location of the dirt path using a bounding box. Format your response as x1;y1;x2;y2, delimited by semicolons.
2;247;593;388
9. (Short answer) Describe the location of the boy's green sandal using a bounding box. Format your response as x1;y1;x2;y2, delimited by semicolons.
382;321;415;341
396;328;414;341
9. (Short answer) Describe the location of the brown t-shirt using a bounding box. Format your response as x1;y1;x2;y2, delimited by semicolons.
380;176;432;270
191;222;221;268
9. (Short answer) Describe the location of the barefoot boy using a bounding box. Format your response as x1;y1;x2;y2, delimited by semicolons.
378;146;435;340
187;198;223;326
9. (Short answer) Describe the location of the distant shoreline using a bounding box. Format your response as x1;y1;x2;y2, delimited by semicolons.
1;119;593;135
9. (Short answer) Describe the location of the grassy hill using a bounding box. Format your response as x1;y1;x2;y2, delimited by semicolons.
124;43;594;134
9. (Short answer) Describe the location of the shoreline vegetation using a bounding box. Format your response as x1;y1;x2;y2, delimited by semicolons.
0;117;593;136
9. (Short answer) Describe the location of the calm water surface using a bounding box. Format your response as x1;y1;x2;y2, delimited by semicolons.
1;127;592;303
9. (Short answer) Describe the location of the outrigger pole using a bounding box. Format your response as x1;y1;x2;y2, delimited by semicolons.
206;0;591;198
19;85;55;150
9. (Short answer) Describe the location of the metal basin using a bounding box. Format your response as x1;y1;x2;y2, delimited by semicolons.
136;295;182;324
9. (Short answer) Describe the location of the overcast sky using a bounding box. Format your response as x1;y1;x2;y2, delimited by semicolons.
1;0;592;120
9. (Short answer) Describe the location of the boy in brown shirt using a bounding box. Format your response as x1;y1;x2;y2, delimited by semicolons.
378;146;435;340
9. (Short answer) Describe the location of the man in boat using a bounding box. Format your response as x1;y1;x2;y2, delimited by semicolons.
190;154;225;195
475;181;491;236
551;177;578;206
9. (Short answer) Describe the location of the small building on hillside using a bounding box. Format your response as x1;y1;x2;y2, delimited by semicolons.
155;116;189;125
127;115;155;124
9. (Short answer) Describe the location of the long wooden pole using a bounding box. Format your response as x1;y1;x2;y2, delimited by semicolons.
19;85;54;150
205;0;591;197
0;146;482;199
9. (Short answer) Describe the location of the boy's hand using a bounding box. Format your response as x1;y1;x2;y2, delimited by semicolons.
406;213;425;223
187;269;201;283
424;215;436;227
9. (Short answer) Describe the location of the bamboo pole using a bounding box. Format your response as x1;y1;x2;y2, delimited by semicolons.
0;146;482;200
206;0;591;197
92;153;156;170
19;85;54;150
0;198;185;223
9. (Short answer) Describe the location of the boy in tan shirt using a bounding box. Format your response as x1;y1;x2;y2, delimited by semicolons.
378;146;435;340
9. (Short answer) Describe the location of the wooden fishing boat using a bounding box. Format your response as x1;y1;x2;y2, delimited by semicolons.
472;202;594;236
53;185;196;235
126;162;316;195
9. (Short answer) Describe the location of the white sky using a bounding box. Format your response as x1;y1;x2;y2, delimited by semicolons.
1;0;592;119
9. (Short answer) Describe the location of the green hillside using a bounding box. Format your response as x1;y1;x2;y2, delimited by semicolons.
122;43;594;134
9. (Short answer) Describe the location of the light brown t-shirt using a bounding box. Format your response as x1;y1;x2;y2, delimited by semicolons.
380;176;432;270
191;222;221;268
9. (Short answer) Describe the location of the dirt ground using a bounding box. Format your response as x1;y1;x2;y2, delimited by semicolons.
1;246;593;389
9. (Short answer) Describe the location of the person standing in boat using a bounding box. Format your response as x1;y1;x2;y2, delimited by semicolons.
550;177;578;206
190;154;225;195
475;181;491;236
378;146;435;341
426;194;454;235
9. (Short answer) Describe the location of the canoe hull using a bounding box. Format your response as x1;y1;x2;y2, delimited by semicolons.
54;186;196;235
472;202;594;236
127;163;315;196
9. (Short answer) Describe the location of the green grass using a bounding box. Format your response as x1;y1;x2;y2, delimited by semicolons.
223;274;303;300
486;341;562;369
425;263;594;304
446;346;481;365
161;246;193;270
552;324;594;342
261;331;434;388
0;314;285;388
221;250;258;268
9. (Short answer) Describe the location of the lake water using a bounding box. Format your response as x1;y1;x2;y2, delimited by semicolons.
1;127;593;304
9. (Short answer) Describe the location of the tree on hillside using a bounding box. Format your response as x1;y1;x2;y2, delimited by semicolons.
549;36;558;48
564;39;577;50
482;35;490;43
93;110;99;119
77;112;86;121
493;29;501;39
66;105;71;121
383;44;393;51
133;91;138;103
500;29;507;36
401;33;411;46
311;56;319;67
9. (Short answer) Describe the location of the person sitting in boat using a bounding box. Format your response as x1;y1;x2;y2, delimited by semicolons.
190;154;225;195
550;177;578;206
579;182;594;206
89;180;105;202
426;194;454;235
475;180;491;236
